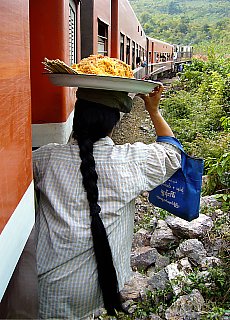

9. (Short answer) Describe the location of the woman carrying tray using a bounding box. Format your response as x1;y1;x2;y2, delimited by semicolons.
33;84;181;319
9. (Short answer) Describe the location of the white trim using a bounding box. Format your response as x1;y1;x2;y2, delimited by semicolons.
0;181;35;301
32;110;74;147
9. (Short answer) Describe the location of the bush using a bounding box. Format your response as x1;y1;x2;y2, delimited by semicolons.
162;56;230;196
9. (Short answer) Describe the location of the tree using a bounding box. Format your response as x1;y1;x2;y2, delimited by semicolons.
168;1;182;15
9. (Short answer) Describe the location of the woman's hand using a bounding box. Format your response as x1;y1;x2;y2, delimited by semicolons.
137;85;174;137
138;85;164;114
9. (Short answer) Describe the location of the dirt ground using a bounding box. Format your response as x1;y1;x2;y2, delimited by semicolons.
112;96;156;145
111;78;175;145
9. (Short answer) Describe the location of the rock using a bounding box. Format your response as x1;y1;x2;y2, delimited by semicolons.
135;197;143;205
165;258;193;295
142;191;149;198
222;311;230;320
146;254;170;275
200;195;222;209
165;289;205;320
131;244;170;273
175;239;207;266
150;220;180;250
121;272;148;301
200;256;221;270
132;228;151;249
147;268;170;291
122;300;137;314
149;314;163;320
131;246;159;271
149;217;158;231
165;214;213;238
204;238;228;257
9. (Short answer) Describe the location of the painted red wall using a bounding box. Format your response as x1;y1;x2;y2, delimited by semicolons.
154;40;173;54
119;0;146;63
0;0;32;232
111;0;119;57
119;0;146;47
149;37;174;62
30;0;78;124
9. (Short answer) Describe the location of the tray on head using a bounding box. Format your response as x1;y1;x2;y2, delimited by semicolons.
47;73;162;94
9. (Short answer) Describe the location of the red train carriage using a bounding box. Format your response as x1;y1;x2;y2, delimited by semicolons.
147;37;174;63
146;37;174;77
80;0;146;69
30;0;81;148
0;0;34;301
118;0;146;68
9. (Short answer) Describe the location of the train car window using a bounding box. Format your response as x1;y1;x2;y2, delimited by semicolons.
148;51;151;63
98;20;108;56
155;52;159;62
136;45;139;63
132;41;135;69
120;33;125;61
126;37;130;64
69;0;76;65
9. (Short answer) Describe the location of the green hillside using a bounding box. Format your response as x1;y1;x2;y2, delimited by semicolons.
129;0;230;55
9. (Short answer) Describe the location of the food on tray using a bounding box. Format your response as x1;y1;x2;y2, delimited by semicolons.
71;55;134;78
43;55;134;79
42;58;78;74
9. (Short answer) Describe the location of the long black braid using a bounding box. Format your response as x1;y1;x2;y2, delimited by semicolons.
72;98;122;315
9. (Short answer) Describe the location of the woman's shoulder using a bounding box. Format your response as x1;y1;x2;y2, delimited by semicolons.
32;143;70;160
107;141;157;163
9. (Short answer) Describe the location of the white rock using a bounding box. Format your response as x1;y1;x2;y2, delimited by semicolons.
165;258;192;295
121;272;148;301
176;239;207;266
200;256;221;270
165;289;205;320
165;214;213;238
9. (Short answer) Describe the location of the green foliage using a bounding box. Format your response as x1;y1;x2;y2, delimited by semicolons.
129;0;230;55
205;153;230;196
180;267;229;302
161;56;230;196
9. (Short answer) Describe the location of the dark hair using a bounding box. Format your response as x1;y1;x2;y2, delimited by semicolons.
72;99;122;315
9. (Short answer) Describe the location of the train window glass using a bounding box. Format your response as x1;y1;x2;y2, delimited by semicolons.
148;51;151;63
120;33;124;61
69;0;76;65
98;20;108;56
132;41;135;69
126;37;130;64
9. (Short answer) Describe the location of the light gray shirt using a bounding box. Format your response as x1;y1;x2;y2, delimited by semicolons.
33;137;181;319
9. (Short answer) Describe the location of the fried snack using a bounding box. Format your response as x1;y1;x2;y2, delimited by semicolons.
72;55;134;78
42;58;78;74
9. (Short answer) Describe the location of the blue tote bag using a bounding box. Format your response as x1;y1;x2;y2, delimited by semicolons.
149;136;204;221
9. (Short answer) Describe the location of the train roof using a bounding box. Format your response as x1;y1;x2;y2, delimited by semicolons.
147;36;173;47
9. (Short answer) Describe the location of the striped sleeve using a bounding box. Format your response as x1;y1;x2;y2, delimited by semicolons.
144;142;181;191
